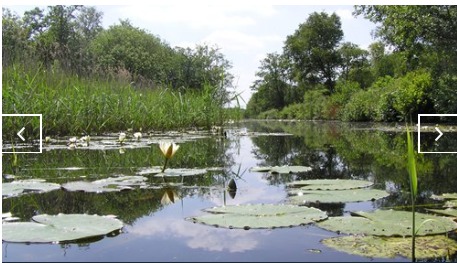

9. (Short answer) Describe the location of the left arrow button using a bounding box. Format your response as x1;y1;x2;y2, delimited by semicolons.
17;127;25;141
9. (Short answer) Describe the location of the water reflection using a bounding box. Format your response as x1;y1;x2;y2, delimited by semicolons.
128;216;260;253
2;120;457;262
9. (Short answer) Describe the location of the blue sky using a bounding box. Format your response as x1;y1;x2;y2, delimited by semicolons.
3;1;380;107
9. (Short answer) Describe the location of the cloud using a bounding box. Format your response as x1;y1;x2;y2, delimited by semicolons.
128;217;261;252
201;30;282;53
120;5;276;30
335;8;354;20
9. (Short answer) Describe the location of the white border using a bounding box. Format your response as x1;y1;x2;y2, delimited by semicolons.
418;114;457;154
1;114;43;153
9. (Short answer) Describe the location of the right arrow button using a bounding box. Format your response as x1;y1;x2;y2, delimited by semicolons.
435;127;443;141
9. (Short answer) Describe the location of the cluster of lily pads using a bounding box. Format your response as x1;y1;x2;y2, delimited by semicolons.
2;140;201;244
186;166;457;260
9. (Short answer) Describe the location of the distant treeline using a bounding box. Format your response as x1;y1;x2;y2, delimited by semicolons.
2;5;233;94
2;6;243;136
246;6;457;122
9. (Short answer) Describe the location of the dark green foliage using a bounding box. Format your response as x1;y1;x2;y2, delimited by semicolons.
248;7;457;122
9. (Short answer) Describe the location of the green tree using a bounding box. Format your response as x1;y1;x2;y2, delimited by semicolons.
2;8;28;65
284;12;343;94
338;42;373;89
90;19;174;86
354;5;457;73
250;52;291;110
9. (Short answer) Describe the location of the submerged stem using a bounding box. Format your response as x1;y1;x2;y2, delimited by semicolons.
161;157;169;173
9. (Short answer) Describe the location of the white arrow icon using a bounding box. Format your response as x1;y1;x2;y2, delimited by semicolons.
435;127;443;141
17;127;25;141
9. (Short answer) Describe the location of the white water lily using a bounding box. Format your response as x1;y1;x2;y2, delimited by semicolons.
159;141;180;172
44;136;51;144
133;132;142;141
80;135;90;146
118;133;126;144
159;142;180;159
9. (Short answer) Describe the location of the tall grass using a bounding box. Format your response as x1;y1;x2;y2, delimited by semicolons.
2;63;231;136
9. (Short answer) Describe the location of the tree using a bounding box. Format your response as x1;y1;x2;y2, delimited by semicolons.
90;19;174;86
2;8;28;65
354;5;457;73
284;12;343;94
250;52;291;110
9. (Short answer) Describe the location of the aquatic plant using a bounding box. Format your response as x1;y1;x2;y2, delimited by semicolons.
159;142;180;173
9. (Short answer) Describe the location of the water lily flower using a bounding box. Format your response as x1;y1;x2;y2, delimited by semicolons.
159;141;180;172
160;142;179;159
161;188;180;205
133;132;142;141
44;136;51;144
118;133;126;144
80;135;90;146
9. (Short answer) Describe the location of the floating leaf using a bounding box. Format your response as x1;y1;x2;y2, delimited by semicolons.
2;179;61;198
431;193;457;200
445;200;457;208
62;176;147;193
425;208;457;217
287;179;373;191
2;214;123;243
187;204;327;229
154;168;207;177
322;235;457;259
317;210;457;236
250;165;312;174
288;188;389;204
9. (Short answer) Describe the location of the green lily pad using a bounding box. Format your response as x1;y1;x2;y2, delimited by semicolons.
288;188;390;204
2;179;61;198
445;200;457;208
287;179;373;191
317;210;457;236
425;208;457;217
187;204;327;229
2;214;123;243
250;165;312;174
431;193;457;200
62;176;147;193
138;167;208;177
322;235;457;259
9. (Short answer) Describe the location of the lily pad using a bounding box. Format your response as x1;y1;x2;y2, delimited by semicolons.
445;200;457;208
138;167;207;177
2;179;61;198
287;179;373;191
2;213;123;243
62;176;147;193
431;193;457;200
288;188;390;204
317;210;457;236
425;208;457;217
250;165;312;174
322;235;457;259
187;204;327;229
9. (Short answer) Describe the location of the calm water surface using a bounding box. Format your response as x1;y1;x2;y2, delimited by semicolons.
2;120;457;262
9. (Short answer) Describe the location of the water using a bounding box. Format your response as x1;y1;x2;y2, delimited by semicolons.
2;120;457;262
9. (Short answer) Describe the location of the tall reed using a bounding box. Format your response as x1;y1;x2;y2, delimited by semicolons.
2;63;231;136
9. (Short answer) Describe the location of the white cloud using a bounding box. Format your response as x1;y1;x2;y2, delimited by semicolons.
335;8;354;20
119;5;276;30
128;217;261;252
202;30;282;53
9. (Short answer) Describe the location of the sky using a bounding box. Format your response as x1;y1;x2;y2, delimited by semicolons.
3;1;382;108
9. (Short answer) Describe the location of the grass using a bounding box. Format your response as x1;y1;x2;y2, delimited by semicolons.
2;63;238;137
